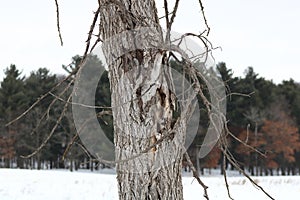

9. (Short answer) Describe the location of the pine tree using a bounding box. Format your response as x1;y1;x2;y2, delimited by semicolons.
0;65;28;168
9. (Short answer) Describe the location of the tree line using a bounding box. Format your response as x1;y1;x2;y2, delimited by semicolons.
0;57;299;175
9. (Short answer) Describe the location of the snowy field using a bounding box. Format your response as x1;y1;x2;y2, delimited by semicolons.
1;168;299;200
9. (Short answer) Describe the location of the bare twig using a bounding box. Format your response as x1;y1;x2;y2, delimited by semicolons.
49;92;110;109
227;92;255;99
77;127;178;167
62;110;112;160
5;73;76;127
165;0;180;42
225;125;266;158
198;0;210;36
169;0;180;29
21;92;72;159
90;37;103;54
75;141;93;159
245;124;250;143
222;146;275;200
184;152;209;200
169;39;273;199
54;0;63;46
163;0;170;29
222;154;234;200
159;11;174;20
64;90;197;166
83;7;101;59
62;134;78;160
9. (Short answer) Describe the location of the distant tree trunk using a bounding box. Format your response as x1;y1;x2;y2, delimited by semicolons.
249;165;254;176
259;167;263;176
291;166;296;175
16;157;24;169
70;159;74;172
99;0;185;199
269;169;273;176
49;159;53;169
37;153;41;170
75;160;80;171
4;158;10;168
90;160;94;172
281;167;286;175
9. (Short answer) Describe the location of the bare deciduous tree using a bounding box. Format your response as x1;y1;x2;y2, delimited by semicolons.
97;1;202;199
7;0;276;199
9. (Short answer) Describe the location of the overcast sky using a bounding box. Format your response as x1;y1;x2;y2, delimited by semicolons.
0;0;299;83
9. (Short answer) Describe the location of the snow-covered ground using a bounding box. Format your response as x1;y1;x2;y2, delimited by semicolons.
0;168;299;200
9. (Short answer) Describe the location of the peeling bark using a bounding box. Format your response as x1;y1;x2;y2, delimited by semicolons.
99;0;184;199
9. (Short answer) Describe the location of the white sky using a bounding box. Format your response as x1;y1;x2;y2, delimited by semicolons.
0;0;299;83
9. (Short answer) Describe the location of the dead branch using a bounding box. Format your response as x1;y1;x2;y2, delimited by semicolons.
90;37;103;54
221;145;275;200
21;92;72;159
73;90;198;167
54;0;63;46
168;36;273;199
62;110;112;160
83;7;101;59
75;141;93;159
163;0;170;29
198;0;210;36
169;0;180;29
222;153;234;200
224;124;266;158
49;91;110;109
165;0;181;42
184;152;209;200
159;11;174;20
5;72;77;127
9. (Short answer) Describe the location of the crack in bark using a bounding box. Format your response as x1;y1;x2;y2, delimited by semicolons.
157;87;167;107
135;86;144;122
135;49;144;65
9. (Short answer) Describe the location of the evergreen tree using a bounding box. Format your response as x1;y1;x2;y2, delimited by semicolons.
22;68;58;169
0;65;28;168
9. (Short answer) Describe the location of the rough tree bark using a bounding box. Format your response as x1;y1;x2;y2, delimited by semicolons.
99;0;185;199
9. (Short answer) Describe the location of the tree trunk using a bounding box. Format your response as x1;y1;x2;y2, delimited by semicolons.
99;0;185;199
